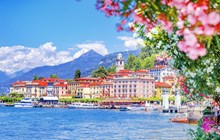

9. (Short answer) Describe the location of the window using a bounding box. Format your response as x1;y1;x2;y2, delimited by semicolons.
134;89;136;92
118;90;120;93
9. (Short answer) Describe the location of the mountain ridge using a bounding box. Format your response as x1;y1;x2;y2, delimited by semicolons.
0;49;140;93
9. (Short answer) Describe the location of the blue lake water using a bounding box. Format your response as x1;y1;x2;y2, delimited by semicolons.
0;107;194;140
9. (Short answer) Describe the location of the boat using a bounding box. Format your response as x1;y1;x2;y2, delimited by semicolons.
14;98;34;108
0;102;5;107
68;103;100;109
170;113;188;123
127;104;145;111
119;106;128;111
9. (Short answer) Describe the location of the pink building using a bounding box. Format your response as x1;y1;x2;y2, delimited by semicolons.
113;75;155;99
54;83;68;98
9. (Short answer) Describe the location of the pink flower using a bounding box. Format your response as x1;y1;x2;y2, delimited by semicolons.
104;0;113;6
187;15;197;25
198;12;208;25
177;20;184;29
208;12;220;26
177;41;188;52
204;25;215;36
194;26;204;35
183;29;197;47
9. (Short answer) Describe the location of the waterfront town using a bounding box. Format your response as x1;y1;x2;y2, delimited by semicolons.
9;53;176;104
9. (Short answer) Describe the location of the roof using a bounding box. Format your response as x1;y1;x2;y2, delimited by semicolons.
54;83;67;87
163;76;174;79
32;81;48;87
89;82;101;86
11;81;27;86
155;82;172;88
75;77;101;81
136;69;147;73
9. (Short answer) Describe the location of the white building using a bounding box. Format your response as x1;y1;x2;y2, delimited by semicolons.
148;65;176;82
116;53;124;72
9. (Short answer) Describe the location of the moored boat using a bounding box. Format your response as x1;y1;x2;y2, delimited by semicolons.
14;98;34;108
0;102;6;107
170;113;188;123
127;104;145;111
68;103;100;109
119;106;128;111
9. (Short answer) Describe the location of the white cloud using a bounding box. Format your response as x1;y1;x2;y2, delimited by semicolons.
72;42;108;59
73;49;89;59
0;42;74;74
117;36;145;50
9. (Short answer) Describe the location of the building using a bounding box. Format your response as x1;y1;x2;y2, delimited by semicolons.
54;82;69;98
10;78;68;99
154;82;172;98
116;53;124;72
148;65;176;82
68;77;101;98
10;81;28;95
113;73;155;99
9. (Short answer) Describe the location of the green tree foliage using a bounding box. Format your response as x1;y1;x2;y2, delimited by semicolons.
107;65;116;74
33;75;38;80
125;54;136;70
9;92;24;98
92;66;108;78
125;53;156;71
133;59;141;71
74;69;81;79
139;46;160;59
39;77;44;80
140;54;156;69
50;74;58;78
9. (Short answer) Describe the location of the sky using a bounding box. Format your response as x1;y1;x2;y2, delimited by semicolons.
0;0;143;74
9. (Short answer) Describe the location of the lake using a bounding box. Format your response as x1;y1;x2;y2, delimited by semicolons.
0;107;194;140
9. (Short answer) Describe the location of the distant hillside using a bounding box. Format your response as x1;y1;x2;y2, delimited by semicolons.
0;71;10;83
0;49;141;93
99;49;141;68
8;50;103;81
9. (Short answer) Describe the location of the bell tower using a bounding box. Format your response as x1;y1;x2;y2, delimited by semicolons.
116;53;124;72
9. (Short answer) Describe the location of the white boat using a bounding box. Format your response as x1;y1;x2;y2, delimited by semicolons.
68;103;100;109
0;102;5;107
14;98;34;108
127;104;145;111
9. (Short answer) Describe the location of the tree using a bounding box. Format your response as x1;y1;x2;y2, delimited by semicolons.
107;65;116;74
33;75;38;80
74;69;81;79
96;0;220;138
125;54;136;70
133;59;141;71
92;66;108;78
39;77;44;80
140;55;156;69
50;74;58;78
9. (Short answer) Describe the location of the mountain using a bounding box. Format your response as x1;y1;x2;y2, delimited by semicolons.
8;50;103;81
0;49;141;93
8;68;32;78
99;49;141;68
0;71;10;83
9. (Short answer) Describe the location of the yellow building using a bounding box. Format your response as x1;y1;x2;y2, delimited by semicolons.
155;82;172;98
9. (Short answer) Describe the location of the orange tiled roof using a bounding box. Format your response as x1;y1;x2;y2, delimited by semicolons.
136;69;147;73
163;76;174;79
11;81;27;86
89;82;101;86
54;83;67;87
155;82;172;88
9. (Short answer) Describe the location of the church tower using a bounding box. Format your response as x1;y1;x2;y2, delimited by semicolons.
116;53;124;72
